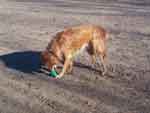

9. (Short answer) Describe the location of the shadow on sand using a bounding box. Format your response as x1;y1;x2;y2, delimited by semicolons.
0;51;101;74
0;51;42;73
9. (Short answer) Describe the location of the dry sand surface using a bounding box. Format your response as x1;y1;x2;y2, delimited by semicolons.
0;0;150;113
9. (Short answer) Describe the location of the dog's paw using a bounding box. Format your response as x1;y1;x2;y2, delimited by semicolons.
55;74;63;79
102;71;107;76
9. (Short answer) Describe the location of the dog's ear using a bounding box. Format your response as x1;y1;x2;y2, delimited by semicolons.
41;51;48;59
41;51;49;65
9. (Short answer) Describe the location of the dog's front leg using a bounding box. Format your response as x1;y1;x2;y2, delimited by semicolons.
56;58;71;78
67;61;73;73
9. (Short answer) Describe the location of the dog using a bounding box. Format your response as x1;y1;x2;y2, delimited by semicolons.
41;25;108;78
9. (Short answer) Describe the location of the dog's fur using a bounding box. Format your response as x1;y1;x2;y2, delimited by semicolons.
41;25;108;78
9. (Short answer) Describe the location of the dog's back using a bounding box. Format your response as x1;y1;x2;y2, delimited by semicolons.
52;25;107;54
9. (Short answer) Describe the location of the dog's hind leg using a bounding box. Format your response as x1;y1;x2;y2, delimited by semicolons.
96;41;107;75
94;38;107;75
99;52;107;75
87;41;97;65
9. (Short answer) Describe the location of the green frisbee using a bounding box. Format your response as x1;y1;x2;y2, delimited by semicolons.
49;69;58;77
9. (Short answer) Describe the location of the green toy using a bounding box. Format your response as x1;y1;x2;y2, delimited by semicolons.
49;69;58;77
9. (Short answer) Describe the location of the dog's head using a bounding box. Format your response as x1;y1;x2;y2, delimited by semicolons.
41;50;59;70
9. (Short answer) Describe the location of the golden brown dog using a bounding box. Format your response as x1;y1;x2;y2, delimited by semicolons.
41;25;108;78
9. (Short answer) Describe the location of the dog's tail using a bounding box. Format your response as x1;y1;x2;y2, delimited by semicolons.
105;31;109;40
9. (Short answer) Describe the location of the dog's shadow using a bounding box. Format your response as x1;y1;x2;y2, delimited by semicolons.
74;62;101;74
0;51;42;73
0;51;101;74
